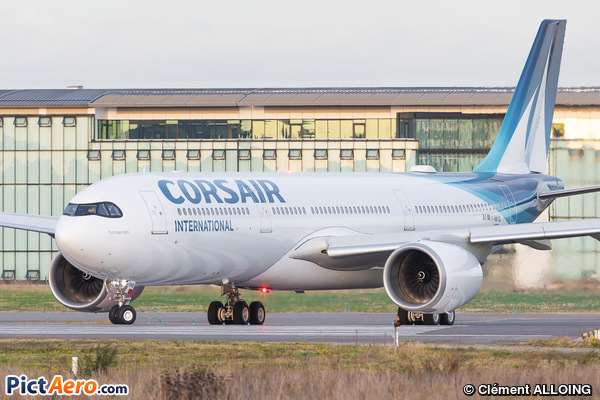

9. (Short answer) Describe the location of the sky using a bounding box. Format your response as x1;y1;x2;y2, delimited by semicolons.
0;0;598;89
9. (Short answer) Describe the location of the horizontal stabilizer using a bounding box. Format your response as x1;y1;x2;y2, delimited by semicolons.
539;185;600;200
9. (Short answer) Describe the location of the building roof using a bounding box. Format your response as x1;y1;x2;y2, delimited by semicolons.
0;89;110;106
1;87;599;108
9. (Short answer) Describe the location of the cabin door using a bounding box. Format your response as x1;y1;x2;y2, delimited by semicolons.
139;190;168;234
394;189;415;231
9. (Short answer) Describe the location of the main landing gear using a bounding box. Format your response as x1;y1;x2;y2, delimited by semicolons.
397;307;455;326
207;280;266;325
107;279;137;325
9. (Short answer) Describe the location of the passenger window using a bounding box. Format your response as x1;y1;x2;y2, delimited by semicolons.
178;208;182;216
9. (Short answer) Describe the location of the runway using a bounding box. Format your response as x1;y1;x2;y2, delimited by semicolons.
0;312;598;344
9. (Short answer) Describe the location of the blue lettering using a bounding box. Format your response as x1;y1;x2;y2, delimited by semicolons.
6;376;19;395
258;180;286;203
195;180;223;203
235;180;259;203
214;179;240;204
158;180;184;204
178;180;202;204
159;178;285;204
249;180;267;203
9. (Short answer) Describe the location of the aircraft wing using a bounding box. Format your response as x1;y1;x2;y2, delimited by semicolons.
0;213;58;236
291;218;600;268
468;219;600;244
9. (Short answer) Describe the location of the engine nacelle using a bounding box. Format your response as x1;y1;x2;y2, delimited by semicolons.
48;253;144;313
383;241;482;313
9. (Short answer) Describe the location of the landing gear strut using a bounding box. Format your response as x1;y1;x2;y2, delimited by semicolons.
207;280;266;325
107;279;137;325
397;307;454;326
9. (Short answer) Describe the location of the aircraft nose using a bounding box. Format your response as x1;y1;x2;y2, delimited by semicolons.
54;216;102;271
55;216;83;258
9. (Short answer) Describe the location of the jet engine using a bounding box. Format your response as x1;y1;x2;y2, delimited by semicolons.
48;253;143;312
383;241;482;313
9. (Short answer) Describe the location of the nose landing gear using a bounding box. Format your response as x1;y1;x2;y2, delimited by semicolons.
207;281;266;325
107;279;137;325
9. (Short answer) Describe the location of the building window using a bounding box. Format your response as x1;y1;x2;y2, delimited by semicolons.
238;149;251;160
137;150;150;160
1;270;15;280
187;149;200;160
112;150;125;160
38;117;52;127
392;149;406;159
568;148;584;161
162;149;175;160
340;149;354;160
26;270;40;280
212;149;226;160
263;149;276;160
14;117;27;127
366;149;380;160
314;149;328;160
63;117;76;127
288;149;302;160
87;150;101;160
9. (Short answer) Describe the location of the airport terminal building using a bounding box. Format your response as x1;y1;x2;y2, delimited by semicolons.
1;87;600;283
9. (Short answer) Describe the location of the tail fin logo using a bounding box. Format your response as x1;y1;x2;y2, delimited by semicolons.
474;20;566;175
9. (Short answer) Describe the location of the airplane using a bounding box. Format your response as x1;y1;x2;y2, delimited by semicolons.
1;19;598;326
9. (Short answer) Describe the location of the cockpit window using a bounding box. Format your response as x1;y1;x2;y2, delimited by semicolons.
63;202;123;218
63;203;78;216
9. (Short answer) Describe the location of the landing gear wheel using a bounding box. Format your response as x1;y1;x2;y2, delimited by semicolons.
249;301;266;325
423;313;440;325
117;305;136;325
108;305;119;324
440;310;455;325
233;301;250;325
397;307;410;325
207;301;224;325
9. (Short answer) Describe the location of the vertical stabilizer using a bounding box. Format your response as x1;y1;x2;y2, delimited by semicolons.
474;20;566;174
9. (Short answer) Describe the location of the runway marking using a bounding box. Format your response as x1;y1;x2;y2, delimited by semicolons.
0;324;445;339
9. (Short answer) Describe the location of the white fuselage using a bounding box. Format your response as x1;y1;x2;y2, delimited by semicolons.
54;171;545;290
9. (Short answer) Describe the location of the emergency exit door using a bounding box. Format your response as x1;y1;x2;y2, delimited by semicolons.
139;190;168;234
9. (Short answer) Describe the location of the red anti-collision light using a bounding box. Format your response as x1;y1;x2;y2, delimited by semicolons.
261;287;269;294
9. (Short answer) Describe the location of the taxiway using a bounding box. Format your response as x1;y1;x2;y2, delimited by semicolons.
0;312;597;344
